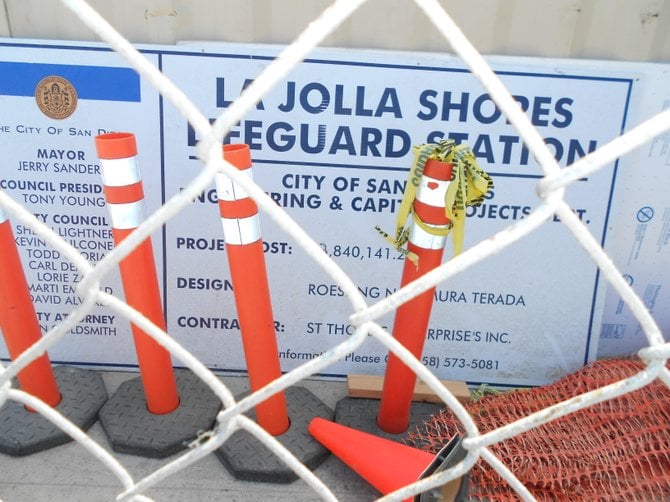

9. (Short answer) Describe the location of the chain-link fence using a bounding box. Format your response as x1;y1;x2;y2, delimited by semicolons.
0;0;668;500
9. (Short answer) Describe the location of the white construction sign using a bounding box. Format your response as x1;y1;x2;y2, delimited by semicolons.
0;39;667;387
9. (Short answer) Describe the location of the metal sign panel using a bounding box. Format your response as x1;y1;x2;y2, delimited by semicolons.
0;39;666;386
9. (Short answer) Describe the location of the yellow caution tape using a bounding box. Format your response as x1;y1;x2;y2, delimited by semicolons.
375;139;493;266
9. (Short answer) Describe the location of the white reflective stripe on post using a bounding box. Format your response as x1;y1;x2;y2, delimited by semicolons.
416;175;450;208
409;222;448;250
107;200;146;229
0;204;7;223
221;215;261;245
100;157;142;187
215;170;254;201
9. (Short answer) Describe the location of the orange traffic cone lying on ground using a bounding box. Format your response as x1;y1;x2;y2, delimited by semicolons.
308;417;466;500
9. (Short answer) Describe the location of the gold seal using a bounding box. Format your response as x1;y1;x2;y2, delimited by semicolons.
35;75;78;119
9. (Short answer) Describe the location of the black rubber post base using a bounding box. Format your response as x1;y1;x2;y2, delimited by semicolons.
98;369;221;458
0;365;108;456
334;396;443;441
215;386;334;483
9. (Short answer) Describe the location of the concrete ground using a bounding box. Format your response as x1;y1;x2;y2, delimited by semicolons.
0;371;381;502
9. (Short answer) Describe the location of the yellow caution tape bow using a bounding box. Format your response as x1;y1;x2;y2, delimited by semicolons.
375;139;493;266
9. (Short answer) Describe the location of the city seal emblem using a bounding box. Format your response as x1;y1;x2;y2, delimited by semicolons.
35;75;78;119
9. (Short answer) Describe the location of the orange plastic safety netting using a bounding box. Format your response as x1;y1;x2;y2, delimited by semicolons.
406;358;670;500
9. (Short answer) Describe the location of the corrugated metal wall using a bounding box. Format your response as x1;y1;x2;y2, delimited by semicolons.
1;0;668;62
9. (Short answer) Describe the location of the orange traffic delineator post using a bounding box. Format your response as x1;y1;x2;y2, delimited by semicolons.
95;132;179;415
0;204;61;409
308;417;468;501
213;151;332;480
0;205;108;456
377;159;453;434
216;143;289;436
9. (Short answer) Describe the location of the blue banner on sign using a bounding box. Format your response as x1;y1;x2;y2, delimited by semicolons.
0;61;140;102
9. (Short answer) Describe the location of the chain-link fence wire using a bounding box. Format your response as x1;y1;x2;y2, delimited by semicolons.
0;0;669;500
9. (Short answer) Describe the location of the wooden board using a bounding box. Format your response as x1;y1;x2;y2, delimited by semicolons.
347;374;471;404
